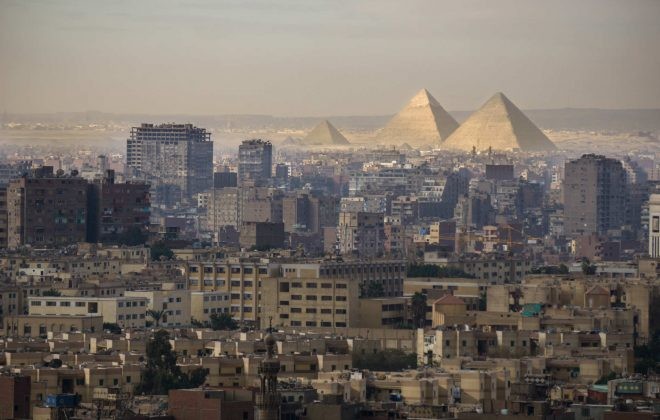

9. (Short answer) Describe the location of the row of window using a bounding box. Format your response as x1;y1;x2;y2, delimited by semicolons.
190;266;268;275
118;314;145;320
117;301;147;307
203;295;229;302
286;308;347;314
289;321;346;327
32;300;86;307
288;295;347;302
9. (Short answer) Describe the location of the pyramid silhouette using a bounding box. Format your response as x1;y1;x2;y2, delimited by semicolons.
374;89;459;147
302;120;350;146
443;92;557;152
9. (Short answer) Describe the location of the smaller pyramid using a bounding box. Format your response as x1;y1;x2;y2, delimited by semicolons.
442;92;557;152
302;120;350;146
374;89;459;147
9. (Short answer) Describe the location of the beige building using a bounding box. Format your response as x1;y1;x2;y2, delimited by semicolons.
125;289;191;327
184;257;273;325
4;314;103;337
190;291;230;324
261;260;405;329
27;296;148;328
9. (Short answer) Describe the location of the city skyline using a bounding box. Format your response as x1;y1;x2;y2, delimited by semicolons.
1;0;659;116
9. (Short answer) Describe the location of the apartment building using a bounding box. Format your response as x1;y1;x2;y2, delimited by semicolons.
185;258;274;326
261;260;405;329
125;289;190;327
87;170;150;243
238;139;272;186
27;296;148;328
563;154;626;237
0;185;7;248
337;211;385;258
191;291;231;324
425;252;533;283
7;167;89;248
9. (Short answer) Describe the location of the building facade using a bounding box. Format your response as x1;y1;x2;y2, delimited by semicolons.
337;211;385;258
562;154;626;237
238;139;272;186
648;193;660;257
7;168;88;248
126;123;213;207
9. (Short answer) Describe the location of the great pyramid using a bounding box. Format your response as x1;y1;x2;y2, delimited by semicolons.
442;92;557;152
373;89;459;147
302;120;350;146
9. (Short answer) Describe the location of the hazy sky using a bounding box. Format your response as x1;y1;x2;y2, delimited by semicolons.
1;0;659;116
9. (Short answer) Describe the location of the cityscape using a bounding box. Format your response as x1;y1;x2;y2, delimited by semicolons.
1;1;660;420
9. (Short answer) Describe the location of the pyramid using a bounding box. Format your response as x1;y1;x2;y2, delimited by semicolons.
374;89;459;147
442;92;557;152
302;120;350;146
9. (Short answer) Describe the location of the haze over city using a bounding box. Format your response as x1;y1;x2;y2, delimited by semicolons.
1;0;660;116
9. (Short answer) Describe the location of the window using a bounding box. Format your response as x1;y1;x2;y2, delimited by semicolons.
321;296;333;301
306;321;317;327
336;296;346;301
335;309;346;314
31;301;42;306
243;267;253;274
292;282;302;288
306;283;317;288
321;283;332;288
291;308;302;313
321;309;332;314
60;301;70;307
291;295;302;301
336;283;347;289
306;295;317;301
306;308;317;314
46;301;57;306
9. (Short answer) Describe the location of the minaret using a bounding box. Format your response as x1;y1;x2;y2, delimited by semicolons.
255;318;280;420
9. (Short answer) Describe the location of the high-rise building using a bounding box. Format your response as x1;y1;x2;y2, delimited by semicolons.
126;123;212;207
0;186;7;248
648;194;660;258
337;211;385;258
562;154;626;237
238;139;272;186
